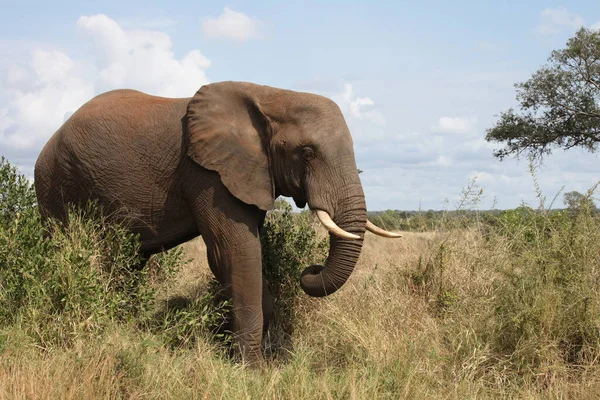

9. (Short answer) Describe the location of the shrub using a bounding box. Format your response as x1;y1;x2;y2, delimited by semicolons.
260;199;328;349
395;175;600;383
0;158;183;347
0;156;37;229
1;203;178;347
488;201;600;371
148;276;232;350
0;157;47;323
424;180;600;383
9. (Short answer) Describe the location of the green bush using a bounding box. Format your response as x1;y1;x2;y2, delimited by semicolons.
0;158;184;347
260;199;328;346
1;204;175;347
0;156;37;229
148;277;232;350
0;157;48;323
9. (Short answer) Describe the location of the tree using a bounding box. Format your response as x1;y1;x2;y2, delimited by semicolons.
563;190;597;210
486;28;600;159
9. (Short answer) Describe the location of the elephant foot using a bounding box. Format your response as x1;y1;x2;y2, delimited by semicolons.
238;343;265;368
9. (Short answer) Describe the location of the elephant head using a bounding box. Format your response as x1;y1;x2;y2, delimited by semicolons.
185;81;399;297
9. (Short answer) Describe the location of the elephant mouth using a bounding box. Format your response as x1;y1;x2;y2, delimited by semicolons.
293;196;306;208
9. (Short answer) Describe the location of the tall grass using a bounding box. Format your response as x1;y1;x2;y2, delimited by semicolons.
2;156;600;398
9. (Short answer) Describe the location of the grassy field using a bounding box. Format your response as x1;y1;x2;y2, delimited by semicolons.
2;158;600;399
2;221;600;399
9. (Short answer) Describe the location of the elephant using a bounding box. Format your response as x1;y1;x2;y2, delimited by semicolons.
34;81;400;365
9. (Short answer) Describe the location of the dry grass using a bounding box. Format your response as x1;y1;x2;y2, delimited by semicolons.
1;225;600;399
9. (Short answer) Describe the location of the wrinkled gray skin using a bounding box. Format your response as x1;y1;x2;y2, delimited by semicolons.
34;81;367;365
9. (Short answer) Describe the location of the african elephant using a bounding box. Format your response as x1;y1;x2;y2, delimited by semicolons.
34;81;400;365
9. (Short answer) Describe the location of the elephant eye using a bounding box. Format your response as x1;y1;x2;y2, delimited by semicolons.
301;146;315;161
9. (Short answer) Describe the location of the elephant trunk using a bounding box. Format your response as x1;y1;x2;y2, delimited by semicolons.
300;187;366;297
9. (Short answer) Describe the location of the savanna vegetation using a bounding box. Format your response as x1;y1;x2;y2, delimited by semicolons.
2;154;600;399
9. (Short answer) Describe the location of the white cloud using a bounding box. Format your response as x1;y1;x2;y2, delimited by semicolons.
434;116;477;135
0;49;95;151
118;16;178;29
326;83;389;152
437;155;452;167
202;7;262;42
5;65;28;87
0;14;211;156
78;14;210;97
0;108;14;133
469;171;495;184
536;8;585;35
334;84;386;126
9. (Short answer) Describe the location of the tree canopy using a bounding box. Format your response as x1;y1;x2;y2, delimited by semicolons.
563;190;597;211
486;27;600;159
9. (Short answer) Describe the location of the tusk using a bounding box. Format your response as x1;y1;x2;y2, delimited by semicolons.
366;220;403;238
314;210;361;240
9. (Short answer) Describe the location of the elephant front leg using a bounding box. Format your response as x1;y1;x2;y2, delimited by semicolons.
227;241;264;364
188;171;268;365
200;215;265;365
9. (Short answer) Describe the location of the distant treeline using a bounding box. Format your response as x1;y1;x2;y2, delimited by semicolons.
367;207;598;232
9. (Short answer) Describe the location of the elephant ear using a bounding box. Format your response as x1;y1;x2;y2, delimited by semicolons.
185;82;275;211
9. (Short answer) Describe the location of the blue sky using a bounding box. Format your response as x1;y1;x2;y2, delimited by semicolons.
1;1;599;210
